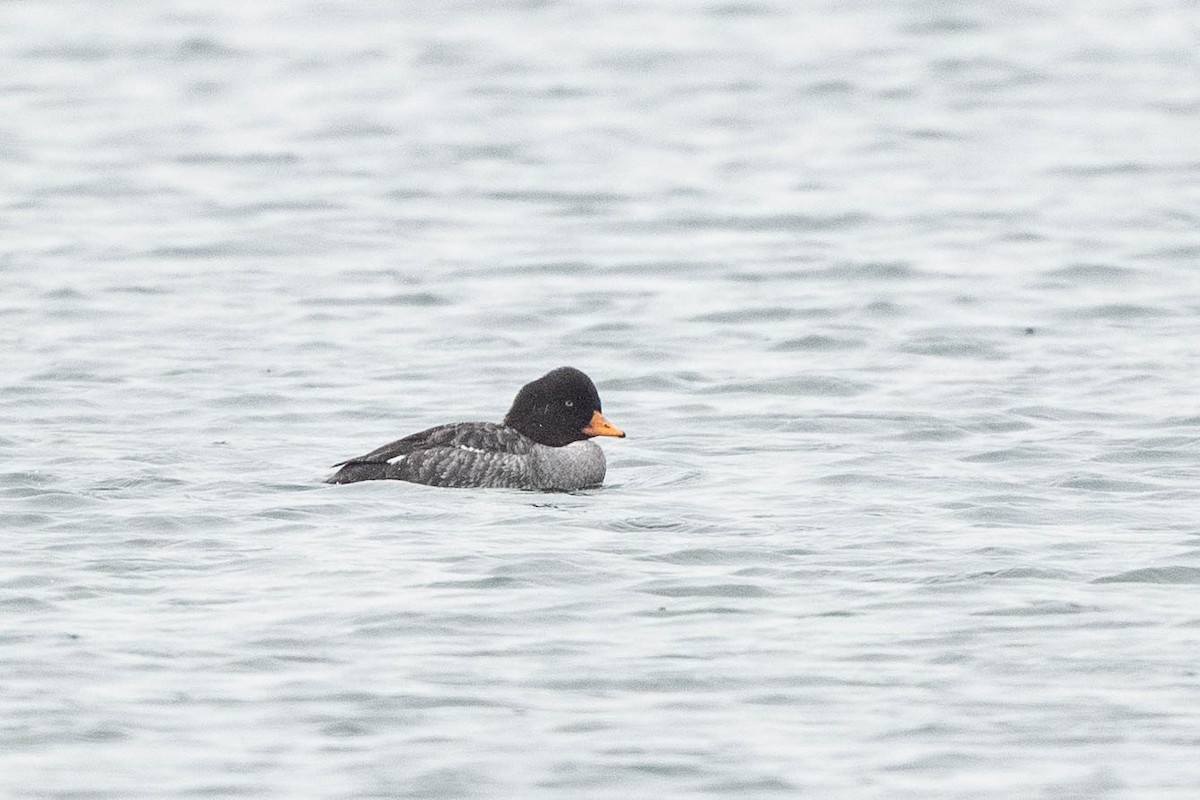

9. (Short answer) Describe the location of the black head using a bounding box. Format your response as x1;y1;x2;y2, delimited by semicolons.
504;367;625;447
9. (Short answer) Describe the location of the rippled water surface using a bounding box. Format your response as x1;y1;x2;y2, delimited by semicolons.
4;1;1200;797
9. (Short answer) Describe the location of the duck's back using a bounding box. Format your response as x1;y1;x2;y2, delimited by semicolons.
326;422;543;488
393;425;542;488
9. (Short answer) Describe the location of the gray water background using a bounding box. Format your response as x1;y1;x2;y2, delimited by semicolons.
3;1;1200;797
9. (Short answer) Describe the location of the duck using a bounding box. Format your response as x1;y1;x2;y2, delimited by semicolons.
325;367;625;490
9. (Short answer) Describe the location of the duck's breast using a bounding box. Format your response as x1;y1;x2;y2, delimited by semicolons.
530;440;607;490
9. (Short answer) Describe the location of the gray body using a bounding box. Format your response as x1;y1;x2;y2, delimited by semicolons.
325;422;607;490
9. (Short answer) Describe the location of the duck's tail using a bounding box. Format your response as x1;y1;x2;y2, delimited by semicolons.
324;461;391;484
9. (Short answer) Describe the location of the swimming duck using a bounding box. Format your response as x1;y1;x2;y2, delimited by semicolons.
325;367;625;490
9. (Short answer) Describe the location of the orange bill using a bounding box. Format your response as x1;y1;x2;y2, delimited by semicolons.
582;410;625;438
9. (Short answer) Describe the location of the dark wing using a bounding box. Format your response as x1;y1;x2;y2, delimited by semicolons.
385;442;539;488
326;422;535;486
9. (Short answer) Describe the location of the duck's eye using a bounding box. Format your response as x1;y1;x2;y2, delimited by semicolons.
564;400;574;408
